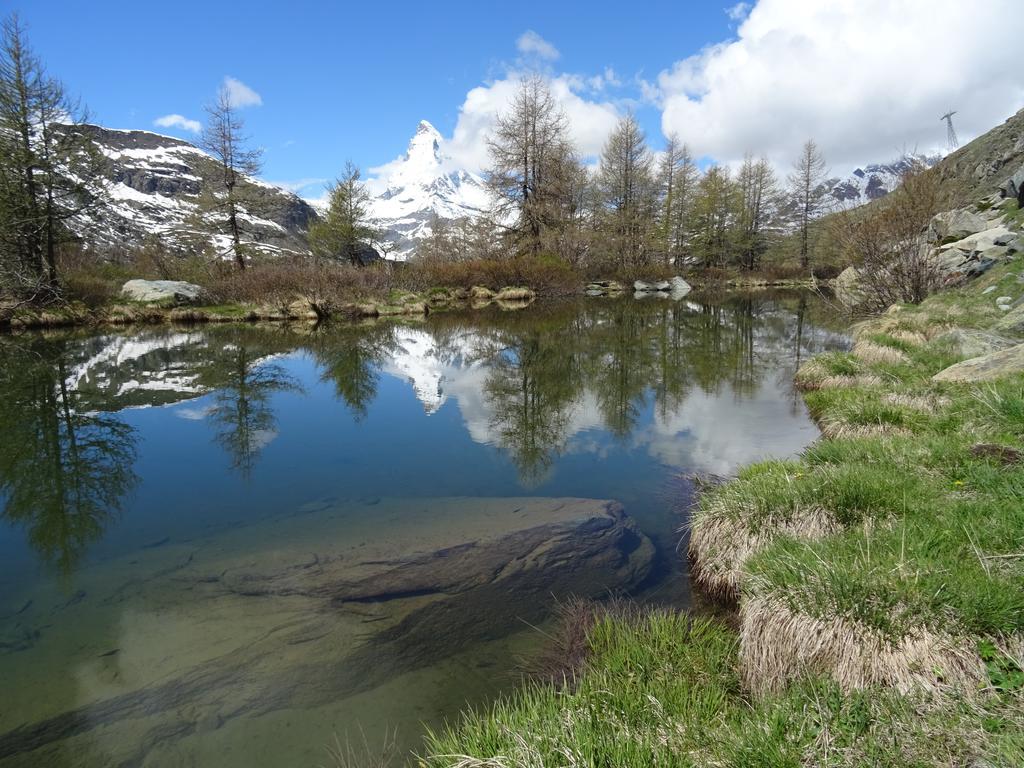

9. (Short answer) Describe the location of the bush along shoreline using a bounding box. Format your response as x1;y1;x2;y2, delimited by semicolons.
0;253;826;332
422;233;1024;764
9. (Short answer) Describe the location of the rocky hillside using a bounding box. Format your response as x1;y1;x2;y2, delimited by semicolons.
932;107;1024;207
73;125;317;258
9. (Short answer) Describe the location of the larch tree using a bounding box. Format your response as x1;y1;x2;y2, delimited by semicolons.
788;139;829;270
308;161;379;266
598;113;656;270
200;85;263;270
690;165;736;269
735;154;779;271
486;75;575;259
656;134;697;265
0;13;105;300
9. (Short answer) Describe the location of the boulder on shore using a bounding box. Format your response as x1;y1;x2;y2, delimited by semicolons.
927;209;990;243
634;280;672;292
932;343;1024;382
670;276;692;299
121;279;203;304
932;328;1018;359
834;266;864;308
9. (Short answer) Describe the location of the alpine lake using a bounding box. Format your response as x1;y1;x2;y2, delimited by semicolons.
0;291;848;767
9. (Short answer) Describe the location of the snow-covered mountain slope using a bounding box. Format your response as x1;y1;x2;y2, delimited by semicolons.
823;153;943;206
366;121;490;259
72;125;317;258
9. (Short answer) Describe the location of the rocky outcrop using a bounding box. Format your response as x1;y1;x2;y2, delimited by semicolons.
931;225;1021;283
927;209;990;243
120;279;203;304
932;328;1018;358
999;163;1024;207
932;343;1024;382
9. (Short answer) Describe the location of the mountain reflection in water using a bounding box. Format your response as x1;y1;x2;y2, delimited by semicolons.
0;292;848;767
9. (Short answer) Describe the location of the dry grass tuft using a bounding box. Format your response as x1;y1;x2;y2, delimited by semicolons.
739;598;989;696
883;392;951;413
689;506;839;600
817;418;912;440
852;340;908;365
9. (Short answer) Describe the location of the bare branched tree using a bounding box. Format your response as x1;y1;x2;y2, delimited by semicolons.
598;113;656;269
830;163;944;312
200;87;263;270
486;75;577;259
789;139;829;270
735;154;780;270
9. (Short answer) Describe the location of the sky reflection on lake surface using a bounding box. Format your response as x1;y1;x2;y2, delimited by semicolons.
0;293;847;767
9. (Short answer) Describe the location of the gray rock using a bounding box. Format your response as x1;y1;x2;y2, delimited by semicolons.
633;280;671;292
834;266;864;307
982;285;997;294
928;209;989;243
932;343;1024;382
1000;163;1024;207
932;328;1017;359
669;276;692;299
994;304;1024;335
121;279;203;304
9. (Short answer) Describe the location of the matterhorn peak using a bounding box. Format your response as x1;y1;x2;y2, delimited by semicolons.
367;120;491;260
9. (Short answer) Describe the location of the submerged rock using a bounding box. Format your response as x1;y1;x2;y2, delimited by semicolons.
0;496;653;767
120;279;203;304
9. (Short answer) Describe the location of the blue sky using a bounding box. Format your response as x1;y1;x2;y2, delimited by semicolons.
6;1;736;195
5;1;1023;199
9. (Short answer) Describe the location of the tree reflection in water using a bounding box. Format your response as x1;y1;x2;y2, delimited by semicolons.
0;338;138;577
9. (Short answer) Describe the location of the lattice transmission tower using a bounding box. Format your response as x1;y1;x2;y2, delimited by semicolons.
941;110;959;151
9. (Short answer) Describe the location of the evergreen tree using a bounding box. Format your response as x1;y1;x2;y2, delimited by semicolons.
0;13;106;299
200;85;263;270
309;161;379;266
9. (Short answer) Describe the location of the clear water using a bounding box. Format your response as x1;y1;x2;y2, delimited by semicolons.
0;293;847;767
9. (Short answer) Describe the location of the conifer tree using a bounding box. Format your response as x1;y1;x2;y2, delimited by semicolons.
0;13;105;299
308;161;379;266
200;86;263;270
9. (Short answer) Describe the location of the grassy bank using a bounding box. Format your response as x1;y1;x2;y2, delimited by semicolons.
422;256;1024;765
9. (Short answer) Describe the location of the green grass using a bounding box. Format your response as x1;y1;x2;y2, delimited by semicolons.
424;611;1024;767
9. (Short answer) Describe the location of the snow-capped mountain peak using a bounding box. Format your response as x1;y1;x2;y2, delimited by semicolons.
368;121;490;259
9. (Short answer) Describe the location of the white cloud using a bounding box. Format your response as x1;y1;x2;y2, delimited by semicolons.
725;2;750;21
659;0;1023;172
516;30;560;61
153;113;201;133
221;76;263;108
268;177;328;194
446;72;622;173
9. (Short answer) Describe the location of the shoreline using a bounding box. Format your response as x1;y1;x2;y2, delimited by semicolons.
422;252;1024;764
0;276;823;333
